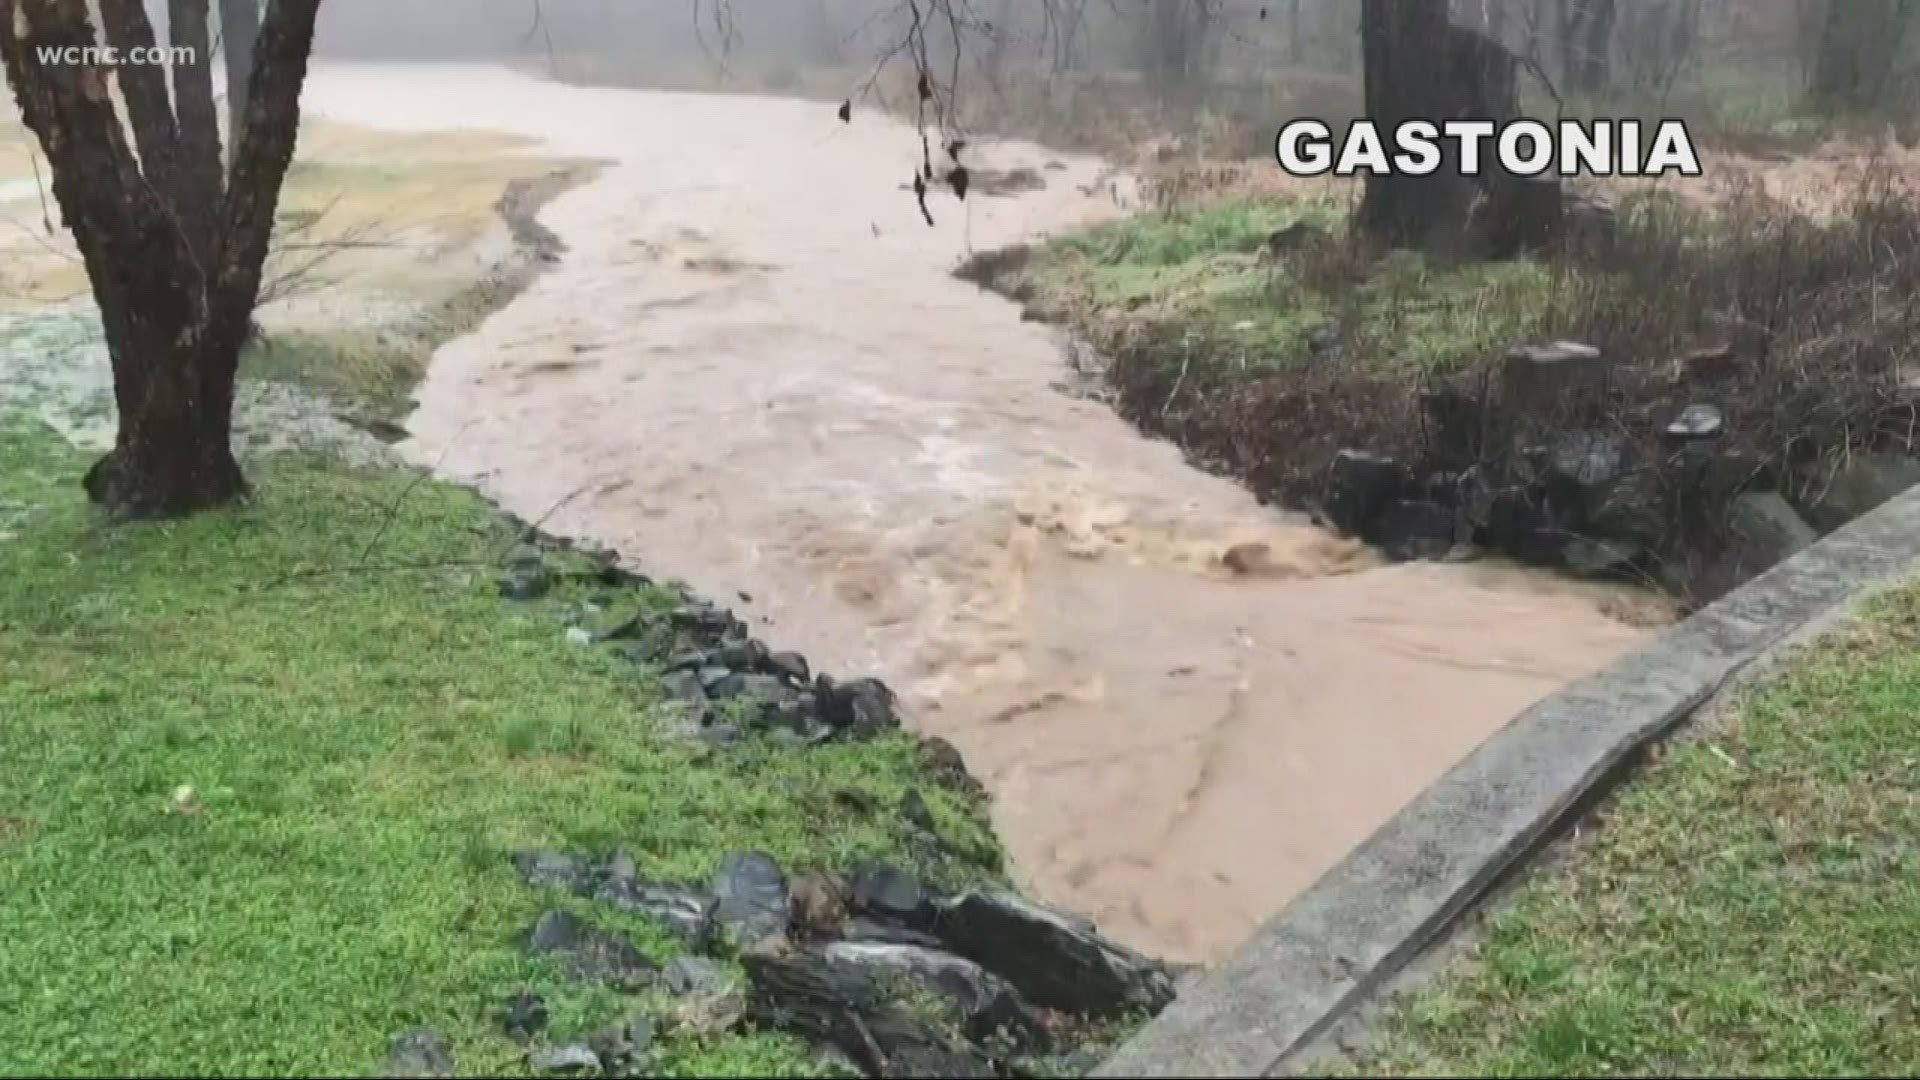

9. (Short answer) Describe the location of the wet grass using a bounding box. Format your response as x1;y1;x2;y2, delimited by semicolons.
1004;197;1560;380
1345;581;1920;1075
0;416;999;1077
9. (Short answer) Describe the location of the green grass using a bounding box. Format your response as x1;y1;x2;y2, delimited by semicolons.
0;417;998;1077
1015;197;1561;378
1349;581;1920;1076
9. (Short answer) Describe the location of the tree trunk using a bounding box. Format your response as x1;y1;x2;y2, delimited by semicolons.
221;0;260;167
1809;0;1913;113
1563;0;1615;93
1;0;322;518
1357;0;1476;248
85;329;248;516
1529;0;1556;75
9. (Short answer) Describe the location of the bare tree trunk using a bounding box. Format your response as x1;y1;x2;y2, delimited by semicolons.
1562;0;1615;93
1358;0;1477;247
1;0;322;517
1808;0;1914;113
1529;0;1557;77
221;0;260;166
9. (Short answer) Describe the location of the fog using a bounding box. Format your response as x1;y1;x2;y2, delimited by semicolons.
293;1;1899;166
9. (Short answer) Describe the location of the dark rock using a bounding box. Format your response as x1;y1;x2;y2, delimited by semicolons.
592;878;715;945
1666;402;1724;440
500;564;554;601
597;563;651;589
769;651;811;684
883;1046;995;1078
1371;499;1457;561
1419;386;1483;468
930;891;1175;1018
817;677;900;736
664;955;733;996
765;693;820;735
711;851;791;946
1479;173;1564;257
1563;192;1618;254
526;908;658;991
1501;341;1607;411
966;992;1057;1057
1800;452;1920;533
665;648;706;671
697;665;734;692
503;991;549;1044
527;1043;600;1075
1481;488;1563;565
900;789;937;833
514;850;587;892
843;916;946;950
742;943;993;1077
384;1029;454;1077
915;737;982;796
1585;470;1667;548
790;872;849;937
1263;220;1323;257
1691;446;1773;501
848;863;933;928
705;639;770;672
823;940;1052;1052
1561;536;1642;578
1323;449;1404;536
1304;323;1344;360
592;611;654;644
660;670;709;707
671;602;741;639
698;722;744;746
1725;491;1817;573
1548;430;1625;490
668;984;749;1037
711;672;789;701
604;849;637;882
588;1015;654;1076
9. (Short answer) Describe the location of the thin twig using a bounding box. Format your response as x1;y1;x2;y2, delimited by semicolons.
28;144;52;235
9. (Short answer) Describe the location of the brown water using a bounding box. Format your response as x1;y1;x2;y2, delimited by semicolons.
303;64;1661;964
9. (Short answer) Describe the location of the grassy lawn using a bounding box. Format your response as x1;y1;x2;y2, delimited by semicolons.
0;417;998;1077
1349;582;1920;1076
1004;197;1560;380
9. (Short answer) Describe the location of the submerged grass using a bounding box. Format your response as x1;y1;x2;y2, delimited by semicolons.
0;417;997;1076
1347;579;1920;1075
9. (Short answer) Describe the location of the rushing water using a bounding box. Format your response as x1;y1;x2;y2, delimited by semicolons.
302;63;1659;964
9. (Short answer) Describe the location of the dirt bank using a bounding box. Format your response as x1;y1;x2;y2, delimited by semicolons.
298;62;1660;965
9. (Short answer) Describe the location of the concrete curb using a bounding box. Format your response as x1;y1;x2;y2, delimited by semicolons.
1096;484;1920;1078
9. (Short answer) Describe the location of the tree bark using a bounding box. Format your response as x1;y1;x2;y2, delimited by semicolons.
1562;0;1615;94
221;0;260;168
0;0;321;518
1357;0;1475;248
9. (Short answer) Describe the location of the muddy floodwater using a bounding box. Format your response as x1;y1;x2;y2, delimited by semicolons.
303;64;1660;964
